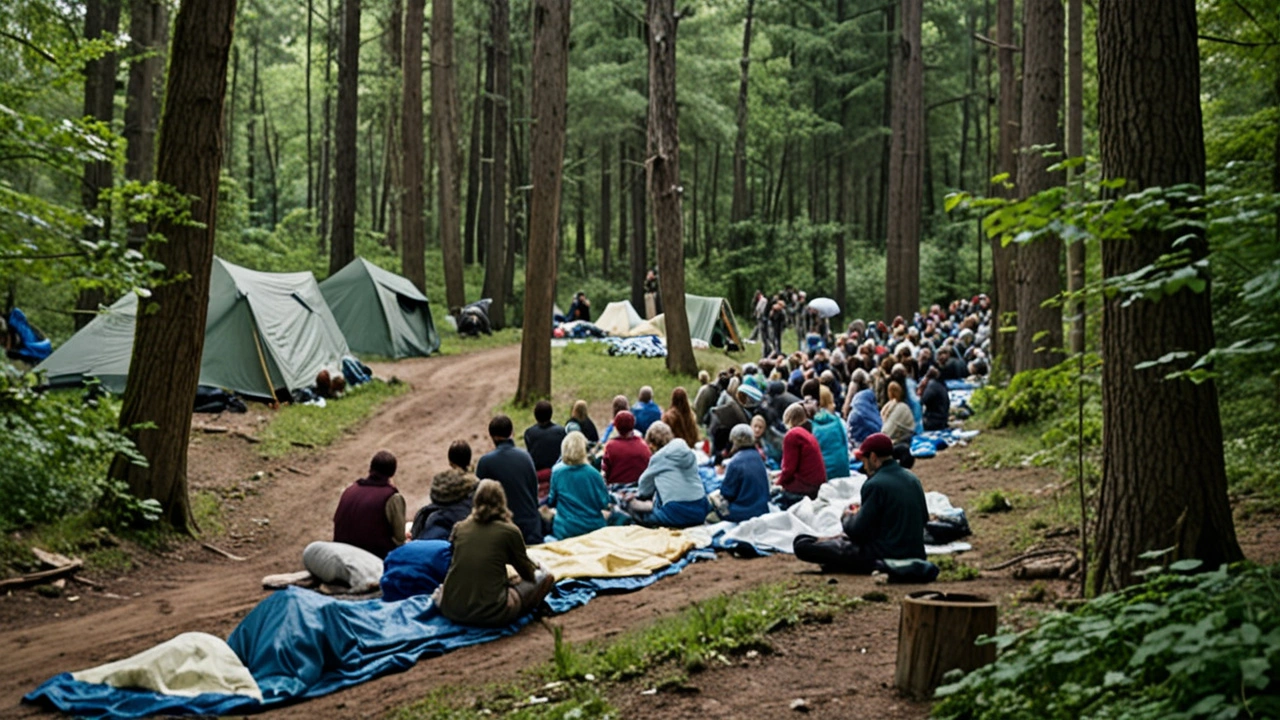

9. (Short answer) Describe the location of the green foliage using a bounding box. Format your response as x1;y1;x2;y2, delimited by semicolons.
972;357;1099;429
972;490;1013;514
0;366;153;532
257;378;411;458
935;555;981;582
932;563;1280;720
391;683;618;720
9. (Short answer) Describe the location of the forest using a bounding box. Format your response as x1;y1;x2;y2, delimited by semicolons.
2;0;1279;717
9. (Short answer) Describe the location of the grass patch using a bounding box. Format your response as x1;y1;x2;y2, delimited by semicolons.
495;341;742;436
935;555;981;582
0;511;172;577
392;682;618;720
435;327;524;356
257;378;411;457
972;489;1015;514
192;490;225;537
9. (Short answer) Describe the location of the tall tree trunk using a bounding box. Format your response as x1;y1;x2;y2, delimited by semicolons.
1013;0;1065;372
647;0;695;375
124;0;166;247
728;0;755;247
477;36;495;268
379;0;402;240
247;39;259;221
463;31;484;265
226;45;238;172
1091;0;1242;593
875;3;895;246
109;0;237;532
433;0;466;311
990;0;1018;367
575;144;586;265
266;108;280;225
319;0;335;247
884;0;923;322
483;0;510;328
75;0;121;330
401;0;425;290
690;140;699;257
599;140;611;275
329;0;360;275
306;0;314;211
516;0;570;404
618;139;628;268
1065;0;1085;355
705;141;719;265
630;143;648;314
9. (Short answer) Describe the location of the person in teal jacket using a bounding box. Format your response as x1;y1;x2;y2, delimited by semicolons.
546;432;611;540
811;386;851;479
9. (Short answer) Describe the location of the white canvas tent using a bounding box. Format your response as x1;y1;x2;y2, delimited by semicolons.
37;257;350;399
595;300;645;336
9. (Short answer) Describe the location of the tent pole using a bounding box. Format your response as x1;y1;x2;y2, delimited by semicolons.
250;319;279;409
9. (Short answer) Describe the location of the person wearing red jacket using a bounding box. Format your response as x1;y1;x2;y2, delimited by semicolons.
773;403;827;508
600;411;652;486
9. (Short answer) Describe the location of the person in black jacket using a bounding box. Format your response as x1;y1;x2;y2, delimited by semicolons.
919;367;950;431
936;346;968;381
476;415;543;545
524;400;566;501
410;441;479;541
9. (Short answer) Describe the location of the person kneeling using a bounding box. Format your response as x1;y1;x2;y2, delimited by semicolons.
433;480;556;627
625;421;710;528
792;433;927;574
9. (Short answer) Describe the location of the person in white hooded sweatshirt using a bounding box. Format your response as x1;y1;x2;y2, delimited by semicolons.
623;421;711;528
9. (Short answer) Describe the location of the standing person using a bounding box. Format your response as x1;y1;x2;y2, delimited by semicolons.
625;422;711;528
600;411;651;486
769;298;788;355
630;386;663;435
433;480;557;626
410;440;479;541
333;450;406;559
546;432;611;540
523;400;567;501
792;433;928;574
716;424;771;522
564;400;599;445
753;290;773;356
793;290;809;351
475;415;543;546
663;386;701;449
774;403;828;508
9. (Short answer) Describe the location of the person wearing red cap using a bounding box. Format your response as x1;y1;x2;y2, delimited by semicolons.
792;432;928;573
601;411;651;486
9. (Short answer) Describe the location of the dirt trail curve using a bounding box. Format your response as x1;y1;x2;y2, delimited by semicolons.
0;345;524;717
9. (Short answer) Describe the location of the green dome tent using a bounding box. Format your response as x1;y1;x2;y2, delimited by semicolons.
319;258;440;358
36;257;350;399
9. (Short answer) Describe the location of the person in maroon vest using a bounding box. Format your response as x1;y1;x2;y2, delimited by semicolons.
333;450;406;558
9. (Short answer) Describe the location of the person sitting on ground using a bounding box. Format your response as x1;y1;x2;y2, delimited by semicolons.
716;424;771;522
709;382;752;464
775;403;828;508
919;367;950;432
567;291;592;322
626;422;711;528
631;386;663;435
546;432;611;540
751;413;783;465
599;395;631;444
333;450;406;559
692;371;719;427
475;414;543;546
601;411;651;486
893;362;923;435
410;440;479;542
523;400;567;501
564;399;599;445
433;480;557;627
792;433;927;573
880;381;916;446
810;386;851;481
937;346;968;382
663;386;702;450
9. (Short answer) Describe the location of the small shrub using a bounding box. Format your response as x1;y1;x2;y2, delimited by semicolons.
973;490;1013;514
971;356;1099;429
935;555;981;582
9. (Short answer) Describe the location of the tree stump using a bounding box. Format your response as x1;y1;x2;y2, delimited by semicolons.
894;591;998;700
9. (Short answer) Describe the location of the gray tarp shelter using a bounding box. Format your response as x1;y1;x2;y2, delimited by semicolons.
648;294;744;349
36;257;350;399
319;258;440;358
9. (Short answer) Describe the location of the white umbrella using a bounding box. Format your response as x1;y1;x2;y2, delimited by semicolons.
807;297;840;318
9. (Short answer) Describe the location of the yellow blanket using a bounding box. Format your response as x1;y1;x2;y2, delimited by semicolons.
527;526;696;579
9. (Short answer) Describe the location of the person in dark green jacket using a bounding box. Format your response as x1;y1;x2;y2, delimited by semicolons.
793;433;928;573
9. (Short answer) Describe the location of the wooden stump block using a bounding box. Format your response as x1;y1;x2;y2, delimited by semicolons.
894;591;998;700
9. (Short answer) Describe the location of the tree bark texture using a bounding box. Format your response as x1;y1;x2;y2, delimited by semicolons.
599;140;611;275
483;0;510;328
124;0;167;247
647;0;696;376
432;0;466;311
989;0;1018;367
1091;0;1242;593
401;0;425;291
1013;0;1065;372
1065;0;1086;355
630;143;648;314
328;0;360;276
463;31;483;265
110;0;237;532
884;0;923;322
728;0;755;244
477;37;495;268
517;0;570;404
75;0;122;330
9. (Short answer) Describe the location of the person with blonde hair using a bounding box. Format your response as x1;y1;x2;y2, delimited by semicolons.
434;479;556;627
880;381;916;445
810;385;851;480
546;432;611;539
663;386;701;449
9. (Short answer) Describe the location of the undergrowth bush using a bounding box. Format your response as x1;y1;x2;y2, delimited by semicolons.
0;367;154;532
971;355;1099;429
933;561;1280;720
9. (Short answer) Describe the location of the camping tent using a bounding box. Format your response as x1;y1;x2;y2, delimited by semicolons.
644;295;743;349
595;300;645;336
36;257;350;399
320;258;440;358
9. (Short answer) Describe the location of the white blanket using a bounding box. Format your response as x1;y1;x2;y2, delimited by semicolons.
717;475;972;555
72;632;263;700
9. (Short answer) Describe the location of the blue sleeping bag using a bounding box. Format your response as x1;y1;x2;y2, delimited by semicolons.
380;540;452;602
7;308;51;363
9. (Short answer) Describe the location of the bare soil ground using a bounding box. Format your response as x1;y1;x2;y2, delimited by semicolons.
2;343;1276;719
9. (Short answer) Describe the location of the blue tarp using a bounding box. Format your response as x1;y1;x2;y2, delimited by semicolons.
24;553;709;718
7;308;51;363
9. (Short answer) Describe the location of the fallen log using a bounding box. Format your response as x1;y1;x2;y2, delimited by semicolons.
0;561;84;591
201;542;247;562
984;547;1077;572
